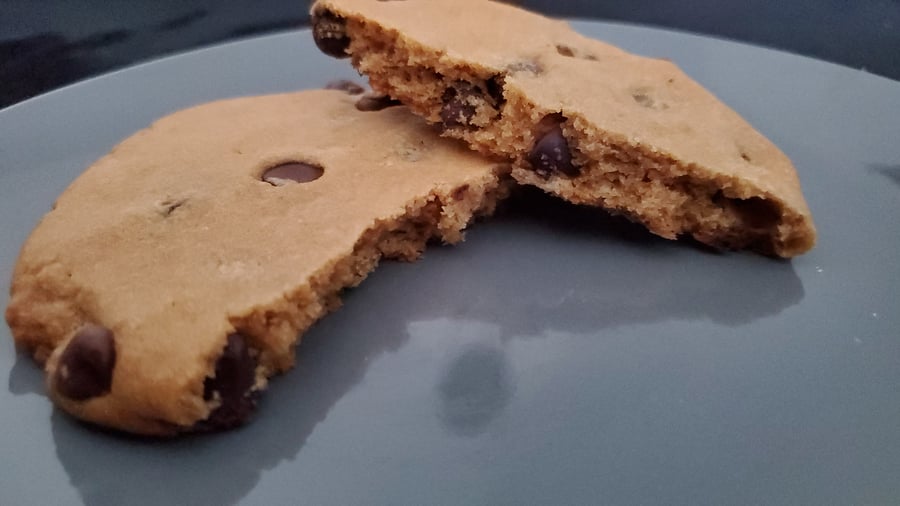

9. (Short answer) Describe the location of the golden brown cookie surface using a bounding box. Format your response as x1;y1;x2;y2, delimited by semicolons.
311;0;817;257
5;89;509;435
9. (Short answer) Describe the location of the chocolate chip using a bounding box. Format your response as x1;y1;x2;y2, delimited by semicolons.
555;44;597;61
556;44;575;57
355;93;402;111
54;324;116;401
202;333;258;430
440;80;505;130
440;86;477;129
312;10;350;58
526;121;579;178
324;79;365;95
262;162;324;185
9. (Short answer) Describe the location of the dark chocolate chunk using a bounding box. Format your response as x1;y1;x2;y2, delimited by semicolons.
262;162;324;185
440;87;477;129
325;79;365;95
202;333;258;430
355;93;402;111
312;10;350;59
526;122;579;178
54;324;116;401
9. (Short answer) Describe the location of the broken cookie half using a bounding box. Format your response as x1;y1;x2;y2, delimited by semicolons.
311;0;817;257
5;89;509;435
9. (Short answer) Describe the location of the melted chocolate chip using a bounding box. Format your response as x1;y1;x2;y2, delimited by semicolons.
55;324;116;401
355;93;402;111
440;86;477;129
324;79;365;95
312;10;350;58
202;333;258;430
262;162;324;185
526;122;579;178
440;80;505;130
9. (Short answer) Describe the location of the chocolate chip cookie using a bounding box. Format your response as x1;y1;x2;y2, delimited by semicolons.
310;0;817;257
5;89;510;435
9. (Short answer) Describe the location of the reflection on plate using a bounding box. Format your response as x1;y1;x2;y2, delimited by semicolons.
1;22;899;506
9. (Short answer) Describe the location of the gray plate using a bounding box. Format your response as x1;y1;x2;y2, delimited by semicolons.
1;21;899;506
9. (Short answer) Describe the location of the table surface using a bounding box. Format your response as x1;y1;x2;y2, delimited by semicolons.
2;0;899;109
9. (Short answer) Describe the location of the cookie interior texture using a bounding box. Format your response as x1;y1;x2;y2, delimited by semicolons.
5;90;510;435
312;0;817;257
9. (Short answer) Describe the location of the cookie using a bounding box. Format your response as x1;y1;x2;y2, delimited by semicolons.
310;0;817;257
5;89;510;435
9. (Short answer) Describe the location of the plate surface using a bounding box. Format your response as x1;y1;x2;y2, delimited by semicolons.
1;21;899;506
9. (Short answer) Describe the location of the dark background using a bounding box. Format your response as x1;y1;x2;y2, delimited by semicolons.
2;0;899;109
